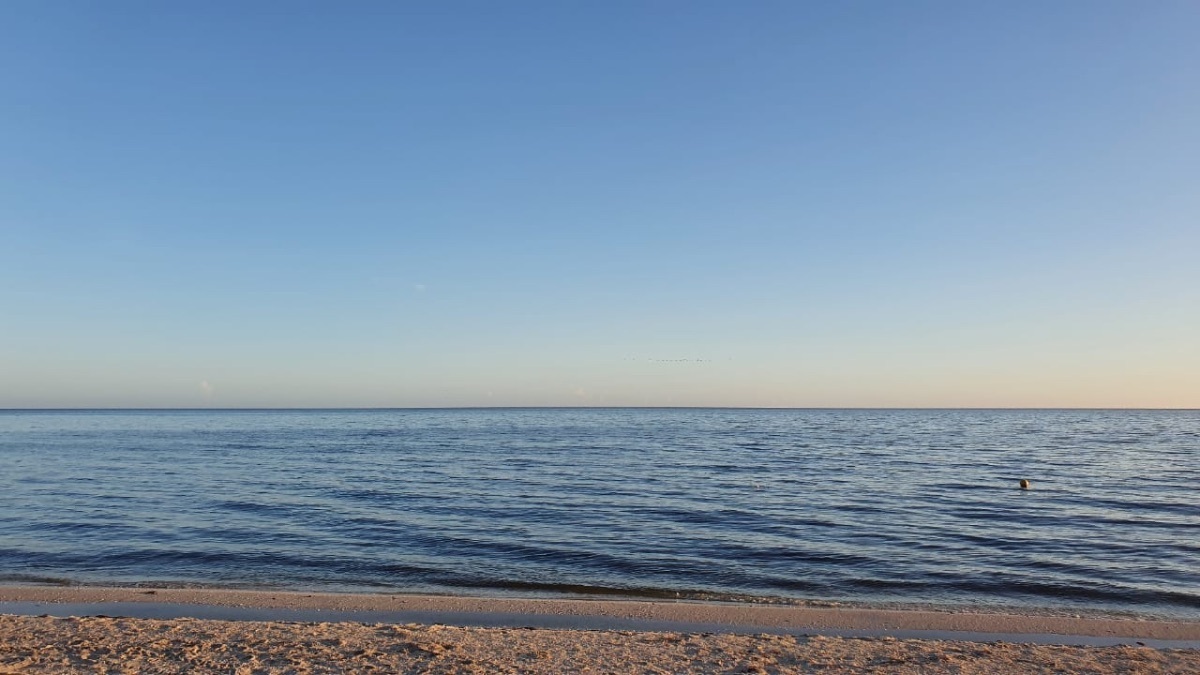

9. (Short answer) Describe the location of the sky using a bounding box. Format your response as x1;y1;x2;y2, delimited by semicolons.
2;1;1198;408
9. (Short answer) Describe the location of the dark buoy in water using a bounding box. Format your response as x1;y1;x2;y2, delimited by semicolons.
1019;479;1031;490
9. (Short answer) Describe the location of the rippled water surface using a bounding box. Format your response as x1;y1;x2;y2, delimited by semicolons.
1;409;1197;617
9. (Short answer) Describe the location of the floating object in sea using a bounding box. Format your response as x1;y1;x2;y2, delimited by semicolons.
1019;479;1031;490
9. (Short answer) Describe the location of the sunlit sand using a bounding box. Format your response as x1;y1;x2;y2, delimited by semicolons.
2;586;1197;673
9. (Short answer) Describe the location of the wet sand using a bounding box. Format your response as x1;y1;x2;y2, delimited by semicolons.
2;586;1198;673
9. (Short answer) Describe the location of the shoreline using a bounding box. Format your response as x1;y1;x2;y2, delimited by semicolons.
2;585;1198;645
5;586;1199;673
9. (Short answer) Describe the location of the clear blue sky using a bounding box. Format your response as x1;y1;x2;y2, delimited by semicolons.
2;1;1197;408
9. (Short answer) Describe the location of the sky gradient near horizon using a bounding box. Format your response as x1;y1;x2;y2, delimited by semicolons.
2;1;1198;408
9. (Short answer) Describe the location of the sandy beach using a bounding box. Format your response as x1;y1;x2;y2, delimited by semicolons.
2;587;1198;673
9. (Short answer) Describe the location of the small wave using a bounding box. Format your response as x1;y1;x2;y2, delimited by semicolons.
0;573;75;586
953;578;1200;610
440;578;735;601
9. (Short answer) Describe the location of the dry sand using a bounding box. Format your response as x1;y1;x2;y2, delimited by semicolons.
2;586;1198;673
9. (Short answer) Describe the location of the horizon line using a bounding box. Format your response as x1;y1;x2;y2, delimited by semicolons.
2;406;1198;412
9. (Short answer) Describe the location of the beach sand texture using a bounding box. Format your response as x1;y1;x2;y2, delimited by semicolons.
3;614;1200;674
2;588;1199;673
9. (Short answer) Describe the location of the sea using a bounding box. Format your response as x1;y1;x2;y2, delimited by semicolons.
0;408;1197;618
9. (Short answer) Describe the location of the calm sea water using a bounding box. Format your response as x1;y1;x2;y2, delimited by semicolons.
0;409;1197;618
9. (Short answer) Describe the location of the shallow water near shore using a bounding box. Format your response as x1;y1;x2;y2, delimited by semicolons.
1;408;1197;618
